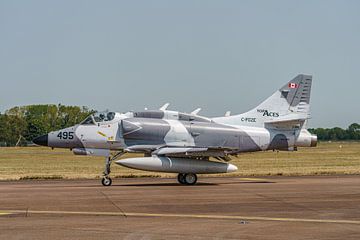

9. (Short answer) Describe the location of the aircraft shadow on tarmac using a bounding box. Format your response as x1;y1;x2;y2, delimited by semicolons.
111;180;275;187
47;180;275;188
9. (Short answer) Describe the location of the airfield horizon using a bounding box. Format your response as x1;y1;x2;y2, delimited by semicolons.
0;141;359;181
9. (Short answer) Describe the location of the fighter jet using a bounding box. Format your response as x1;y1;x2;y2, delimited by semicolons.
33;74;317;186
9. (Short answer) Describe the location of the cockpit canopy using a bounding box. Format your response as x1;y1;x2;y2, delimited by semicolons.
81;111;116;125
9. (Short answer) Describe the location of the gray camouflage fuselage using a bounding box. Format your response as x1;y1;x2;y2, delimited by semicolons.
44;108;315;156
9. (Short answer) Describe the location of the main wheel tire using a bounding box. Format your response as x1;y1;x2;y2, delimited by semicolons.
102;177;112;186
177;173;186;184
184;173;197;185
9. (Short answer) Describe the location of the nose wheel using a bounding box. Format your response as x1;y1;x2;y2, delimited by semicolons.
177;173;197;185
102;177;112;186
101;151;125;186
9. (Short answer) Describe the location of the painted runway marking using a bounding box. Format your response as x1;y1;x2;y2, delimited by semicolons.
0;212;12;216
239;178;268;181
2;210;360;225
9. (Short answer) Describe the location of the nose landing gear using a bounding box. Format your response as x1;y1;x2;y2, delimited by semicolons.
101;176;112;186
101;151;125;186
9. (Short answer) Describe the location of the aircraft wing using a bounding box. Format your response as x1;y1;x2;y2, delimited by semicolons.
125;145;163;153
124;145;236;161
152;147;211;156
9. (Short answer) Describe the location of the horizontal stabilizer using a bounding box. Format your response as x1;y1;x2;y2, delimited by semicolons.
265;114;309;129
265;114;309;124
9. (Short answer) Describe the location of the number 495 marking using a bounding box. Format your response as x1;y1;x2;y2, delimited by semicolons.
57;131;74;140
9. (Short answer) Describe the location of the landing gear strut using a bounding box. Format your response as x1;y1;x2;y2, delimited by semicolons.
177;173;197;185
101;151;124;186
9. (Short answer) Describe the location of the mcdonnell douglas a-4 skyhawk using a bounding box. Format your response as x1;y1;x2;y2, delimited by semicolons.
33;74;317;186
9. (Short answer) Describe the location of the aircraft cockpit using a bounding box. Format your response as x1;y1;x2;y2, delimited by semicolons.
81;111;116;125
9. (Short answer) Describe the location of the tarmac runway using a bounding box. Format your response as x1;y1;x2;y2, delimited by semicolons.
0;176;359;240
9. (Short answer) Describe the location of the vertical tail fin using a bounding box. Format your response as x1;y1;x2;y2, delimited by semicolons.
279;74;312;115
213;74;313;127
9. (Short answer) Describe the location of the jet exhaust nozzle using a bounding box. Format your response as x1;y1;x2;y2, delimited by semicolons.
295;129;317;148
310;134;317;147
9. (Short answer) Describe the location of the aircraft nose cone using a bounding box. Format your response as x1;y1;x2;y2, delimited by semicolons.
33;134;48;146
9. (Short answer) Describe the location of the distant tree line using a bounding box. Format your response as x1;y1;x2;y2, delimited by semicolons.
0;104;359;146
0;104;93;146
308;123;360;141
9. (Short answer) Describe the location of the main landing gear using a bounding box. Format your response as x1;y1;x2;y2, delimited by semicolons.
177;173;197;185
102;151;125;186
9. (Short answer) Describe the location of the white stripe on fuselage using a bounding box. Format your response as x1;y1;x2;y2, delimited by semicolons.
224;124;271;150
163;119;195;147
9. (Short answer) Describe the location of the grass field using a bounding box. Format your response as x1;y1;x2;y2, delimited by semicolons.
0;142;359;180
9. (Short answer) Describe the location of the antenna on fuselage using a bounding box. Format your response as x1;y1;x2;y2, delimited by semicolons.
159;103;170;111
191;108;202;115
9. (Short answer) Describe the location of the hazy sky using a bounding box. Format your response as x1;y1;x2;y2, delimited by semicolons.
0;0;359;128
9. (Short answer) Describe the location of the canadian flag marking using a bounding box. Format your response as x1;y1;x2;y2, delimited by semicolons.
288;83;298;89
